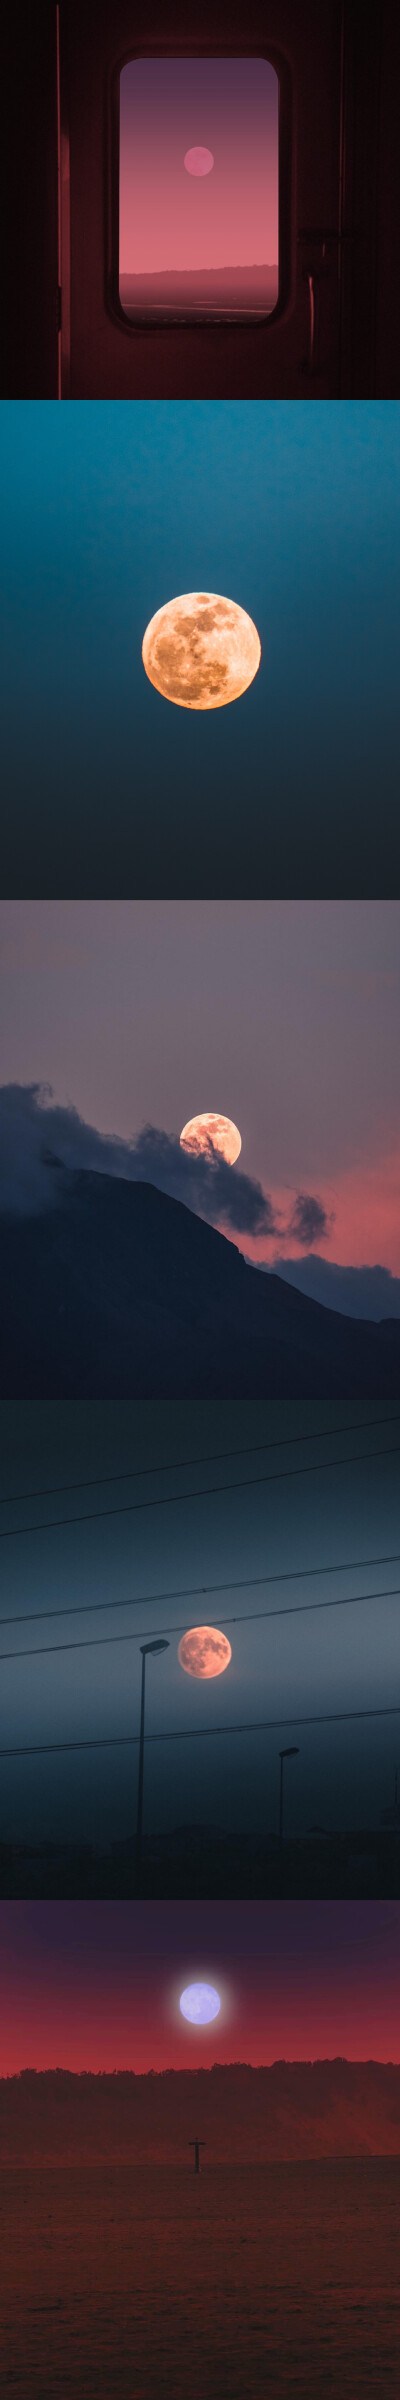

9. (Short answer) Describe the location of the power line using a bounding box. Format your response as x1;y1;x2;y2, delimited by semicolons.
1;1551;400;1633
1;1439;398;1545
1;1412;398;1510
1;1581;400;1667
1;1698;400;1763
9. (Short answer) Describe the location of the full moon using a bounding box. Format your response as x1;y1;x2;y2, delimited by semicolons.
184;146;214;175
180;1983;221;2024
180;1112;242;1163
142;593;261;711
178;1625;232;1679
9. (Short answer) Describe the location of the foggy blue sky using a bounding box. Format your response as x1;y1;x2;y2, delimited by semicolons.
0;1400;399;1848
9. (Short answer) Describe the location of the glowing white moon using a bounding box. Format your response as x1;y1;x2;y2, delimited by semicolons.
184;146;214;176
180;1112;242;1164
180;1982;221;2024
178;1625;232;1679
142;593;261;711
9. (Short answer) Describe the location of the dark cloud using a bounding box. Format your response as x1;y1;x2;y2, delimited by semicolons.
0;1083;278;1239
258;1255;400;1323
0;1090;354;1268
286;1191;334;1247
129;1121;278;1235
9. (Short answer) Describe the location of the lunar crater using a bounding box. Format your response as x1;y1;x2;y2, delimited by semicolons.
142;592;261;711
180;1113;242;1164
178;1625;232;1679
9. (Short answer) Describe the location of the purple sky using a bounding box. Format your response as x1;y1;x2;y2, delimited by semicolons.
1;1903;399;2072
0;901;399;1279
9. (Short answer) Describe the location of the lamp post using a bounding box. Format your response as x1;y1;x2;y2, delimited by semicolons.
278;1746;299;1842
136;1640;170;1843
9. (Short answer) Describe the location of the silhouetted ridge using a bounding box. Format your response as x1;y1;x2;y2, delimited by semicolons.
1;1168;399;1398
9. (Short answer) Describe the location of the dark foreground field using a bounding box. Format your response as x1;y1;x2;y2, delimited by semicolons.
2;1830;400;1900
1;2159;399;2398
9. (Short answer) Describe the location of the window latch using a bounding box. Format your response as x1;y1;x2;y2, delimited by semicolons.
298;231;340;380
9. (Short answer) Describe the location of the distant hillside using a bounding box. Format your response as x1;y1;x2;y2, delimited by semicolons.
120;264;278;315
1;1169;400;1397
1;2063;400;2164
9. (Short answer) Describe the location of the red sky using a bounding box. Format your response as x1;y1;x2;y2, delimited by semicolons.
0;1903;399;2076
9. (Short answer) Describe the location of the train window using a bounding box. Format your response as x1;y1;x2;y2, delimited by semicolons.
119;56;279;325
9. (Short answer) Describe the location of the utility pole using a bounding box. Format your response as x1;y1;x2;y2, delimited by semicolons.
279;1746;299;1841
189;2141;206;2175
136;1639;170;1844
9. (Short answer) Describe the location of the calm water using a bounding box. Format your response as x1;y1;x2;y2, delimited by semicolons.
1;2159;399;2397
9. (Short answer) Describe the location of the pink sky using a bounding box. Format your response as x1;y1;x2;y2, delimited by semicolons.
119;58;278;274
241;1147;400;1273
1;901;398;1279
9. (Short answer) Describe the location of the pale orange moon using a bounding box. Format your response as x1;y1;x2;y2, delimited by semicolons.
142;592;261;710
178;1625;232;1679
180;1112;241;1163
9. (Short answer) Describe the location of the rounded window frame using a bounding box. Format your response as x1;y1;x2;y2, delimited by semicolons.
107;42;293;336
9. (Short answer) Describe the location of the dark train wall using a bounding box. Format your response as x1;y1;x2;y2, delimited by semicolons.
3;1;400;399
4;8;59;401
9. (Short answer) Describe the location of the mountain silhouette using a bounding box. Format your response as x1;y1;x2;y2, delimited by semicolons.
120;264;278;319
1;2062;400;2163
1;1168;400;1398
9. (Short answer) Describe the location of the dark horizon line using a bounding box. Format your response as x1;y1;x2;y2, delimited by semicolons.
3;2058;400;2085
119;263;279;279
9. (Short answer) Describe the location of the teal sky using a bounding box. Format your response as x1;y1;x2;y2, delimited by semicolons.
1;403;399;896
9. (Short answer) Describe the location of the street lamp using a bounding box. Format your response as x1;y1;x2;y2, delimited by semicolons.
278;1746;299;1842
136;1640;170;1843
